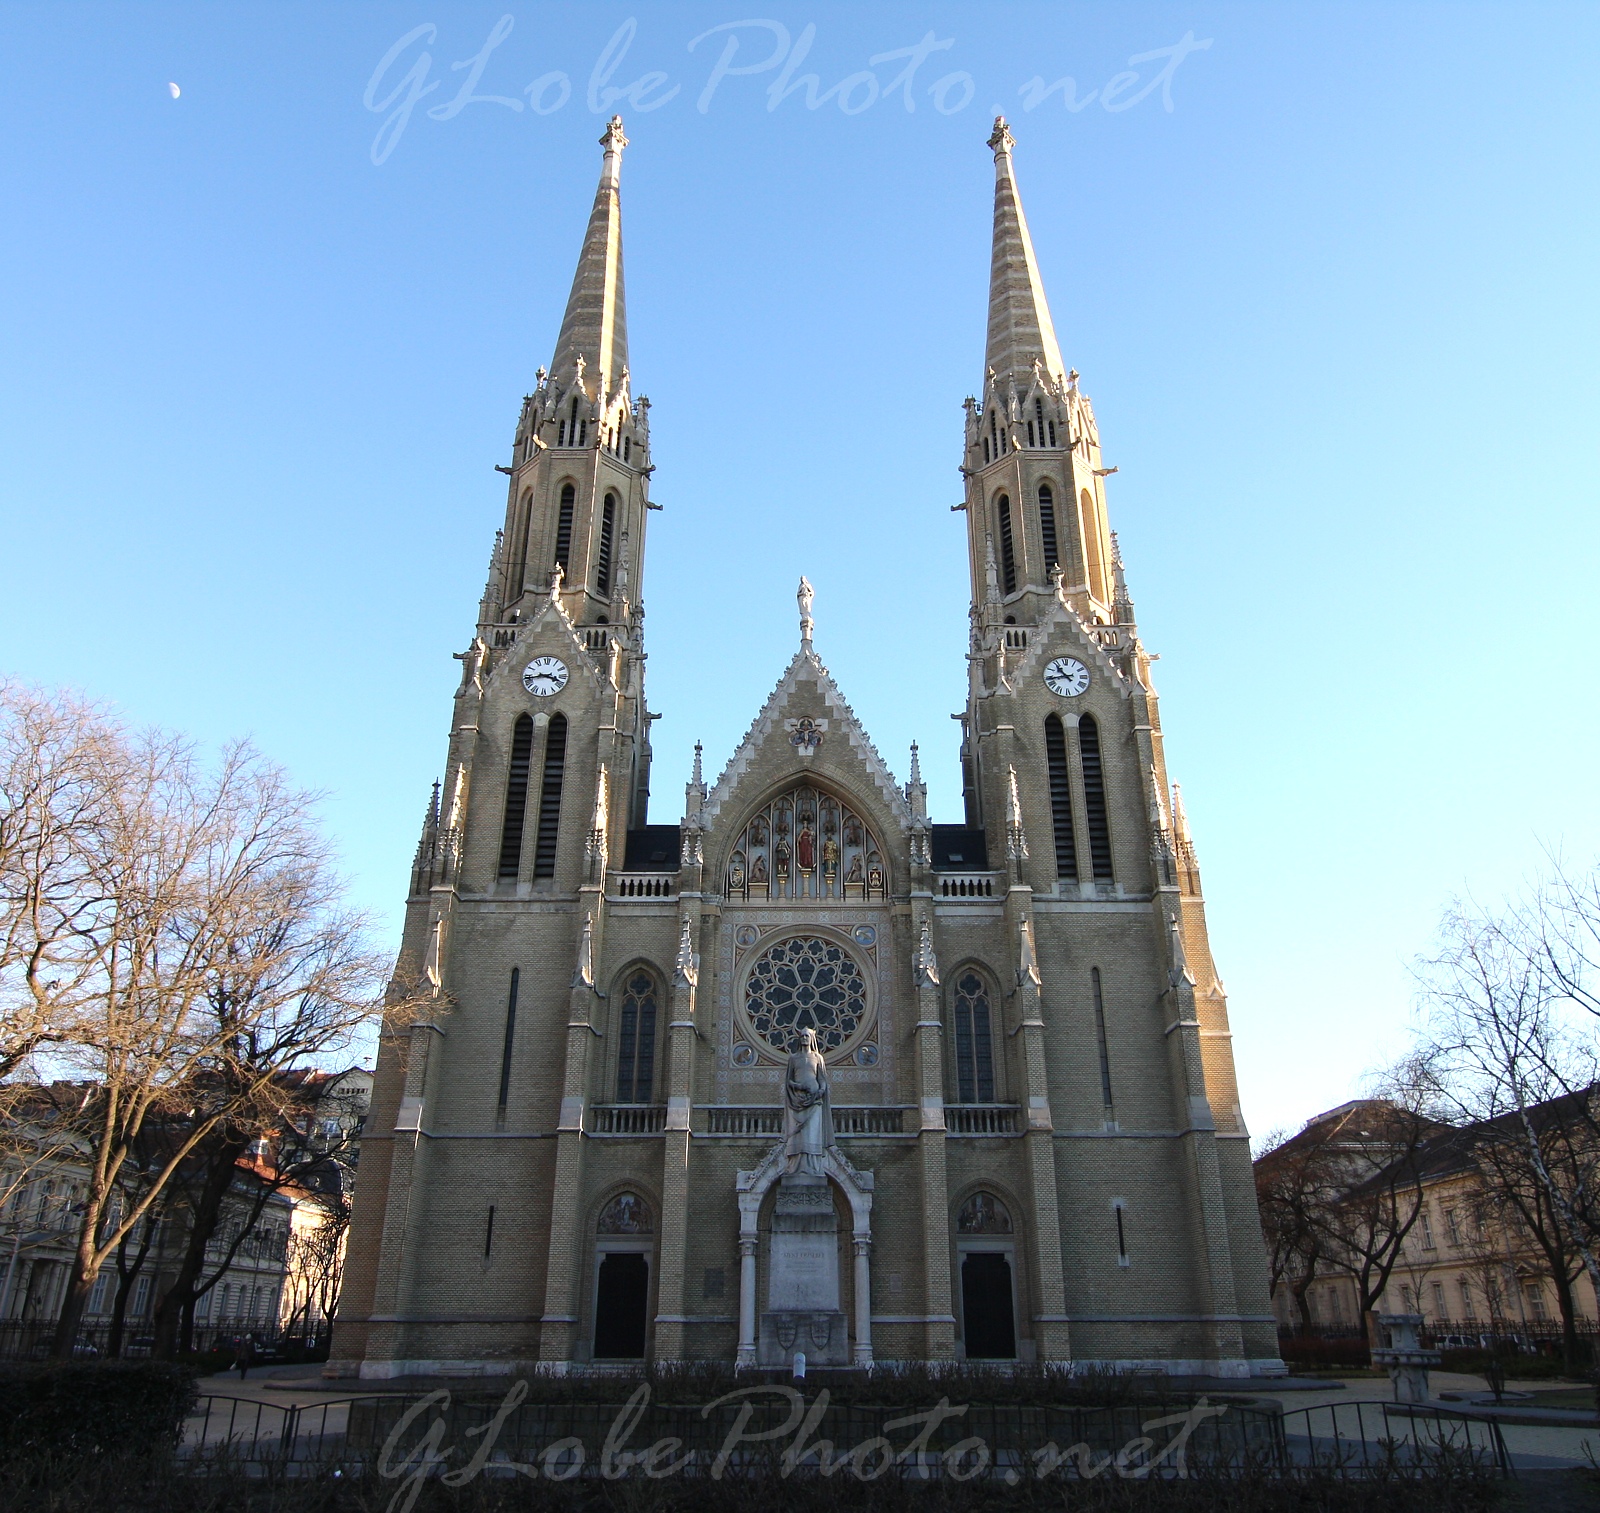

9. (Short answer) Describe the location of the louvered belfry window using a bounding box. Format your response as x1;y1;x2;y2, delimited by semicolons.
997;495;1017;595
533;714;568;879
953;971;996;1103
497;715;535;879
1044;714;1078;880
554;484;576;574
1078;714;1114;880
615;970;658;1103
595;492;616;594
1038;483;1059;575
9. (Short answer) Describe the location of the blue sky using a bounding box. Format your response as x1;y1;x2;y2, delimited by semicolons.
2;4;1597;1139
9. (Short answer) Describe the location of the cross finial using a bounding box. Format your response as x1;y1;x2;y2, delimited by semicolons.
797;576;815;647
988;115;1015;156
600;115;628;154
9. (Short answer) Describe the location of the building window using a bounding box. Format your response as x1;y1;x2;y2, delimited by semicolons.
952;971;995;1103
1459;1280;1475;1319
1525;1285;1546;1321
1043;715;1077;880
554;483;576;573
1077;715;1114;880
1035;398;1046;447
595;492;616;594
1113;1200;1130;1266
615;971;659;1103
1420;1212;1435;1249
531;715;568;880
1080;488;1106;601
497;715;535;879
1091;967;1114;1114
996;495;1017;595
132;1275;151;1318
1038;483;1059;575
1444;1209;1460;1245
497;967;520;1116
1432;1281;1447;1318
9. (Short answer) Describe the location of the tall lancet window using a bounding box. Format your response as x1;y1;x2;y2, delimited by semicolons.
498;715;534;880
1038;483;1059;575
996;495;1017;595
1078;714;1114;881
1043;715;1077;881
614;970;658;1103
595;493;616;594
554;484;576;574
533;714;568;879
952;971;996;1103
1080;488;1106;602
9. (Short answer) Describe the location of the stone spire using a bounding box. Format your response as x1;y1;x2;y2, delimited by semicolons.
985;117;1065;390
550;116;629;402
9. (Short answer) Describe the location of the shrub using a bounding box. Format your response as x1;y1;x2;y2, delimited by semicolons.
0;1360;197;1463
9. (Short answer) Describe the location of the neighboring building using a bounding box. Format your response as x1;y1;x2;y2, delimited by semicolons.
0;1068;373;1350
1260;1095;1599;1343
333;116;1278;1380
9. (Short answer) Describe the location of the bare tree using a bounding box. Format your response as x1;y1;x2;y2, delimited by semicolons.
1411;899;1600;1323
281;1192;350;1339
42;729;403;1356
0;685;126;1209
1254;1127;1328;1332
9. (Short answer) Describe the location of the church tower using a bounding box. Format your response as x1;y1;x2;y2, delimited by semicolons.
332;117;1279;1381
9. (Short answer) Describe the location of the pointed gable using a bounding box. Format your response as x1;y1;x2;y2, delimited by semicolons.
701;649;912;834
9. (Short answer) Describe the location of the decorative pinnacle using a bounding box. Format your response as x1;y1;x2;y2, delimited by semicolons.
908;741;923;787
691;741;703;788
916;916;940;988
600;114;628;154
797;575;815;647
1172;783;1192;845
675;914;698;988
572;912;595;990
988;115;1015;155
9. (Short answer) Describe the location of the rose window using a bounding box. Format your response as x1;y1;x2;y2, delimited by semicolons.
744;935;868;1055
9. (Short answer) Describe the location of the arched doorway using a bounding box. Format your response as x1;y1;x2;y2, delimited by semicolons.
956;1191;1017;1360
593;1192;652;1360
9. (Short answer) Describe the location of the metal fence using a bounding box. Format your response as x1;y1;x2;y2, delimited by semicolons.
1279;1399;1510;1475
0;1318;330;1362
175;1390;1505;1481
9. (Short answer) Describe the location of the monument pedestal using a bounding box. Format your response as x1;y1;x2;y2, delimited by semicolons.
758;1175;848;1367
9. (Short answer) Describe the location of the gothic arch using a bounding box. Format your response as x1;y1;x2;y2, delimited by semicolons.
607;961;664;1104
719;778;892;901
945;962;1004;1104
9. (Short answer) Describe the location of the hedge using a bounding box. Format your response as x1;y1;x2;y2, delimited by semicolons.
0;1360;197;1462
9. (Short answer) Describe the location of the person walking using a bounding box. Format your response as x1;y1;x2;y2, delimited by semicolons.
234;1334;257;1380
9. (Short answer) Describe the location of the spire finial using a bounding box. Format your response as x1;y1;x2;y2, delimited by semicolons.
551;117;630;400
908;741;922;786
985;110;1064;392
797;575;815;647
691;741;703;787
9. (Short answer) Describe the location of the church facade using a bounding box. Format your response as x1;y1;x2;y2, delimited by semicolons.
331;117;1281;1379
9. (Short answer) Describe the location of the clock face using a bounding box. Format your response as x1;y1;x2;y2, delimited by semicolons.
521;657;568;697
1043;657;1090;698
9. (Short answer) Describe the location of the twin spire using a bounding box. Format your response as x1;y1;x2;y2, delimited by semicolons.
984;117;1066;390
550;116;630;402
547;112;1062;407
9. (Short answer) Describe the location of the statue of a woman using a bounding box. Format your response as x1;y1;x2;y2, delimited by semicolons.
782;1026;833;1178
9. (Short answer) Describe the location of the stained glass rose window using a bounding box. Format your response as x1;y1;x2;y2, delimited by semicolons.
744;934;868;1055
